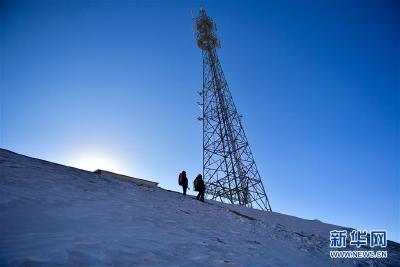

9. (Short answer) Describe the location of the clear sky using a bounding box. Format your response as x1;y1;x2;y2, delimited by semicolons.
1;0;399;242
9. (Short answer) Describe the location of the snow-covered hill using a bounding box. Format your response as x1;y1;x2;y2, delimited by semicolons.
0;149;399;266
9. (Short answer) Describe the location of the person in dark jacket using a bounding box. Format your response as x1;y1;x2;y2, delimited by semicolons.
178;171;189;195
193;174;205;202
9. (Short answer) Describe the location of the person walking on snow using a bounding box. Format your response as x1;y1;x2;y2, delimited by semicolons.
193;174;205;202
178;171;189;195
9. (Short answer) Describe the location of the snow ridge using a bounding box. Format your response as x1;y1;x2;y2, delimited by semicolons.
0;149;399;266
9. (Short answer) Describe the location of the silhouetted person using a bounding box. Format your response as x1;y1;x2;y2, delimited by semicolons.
178;171;188;195
193;174;205;202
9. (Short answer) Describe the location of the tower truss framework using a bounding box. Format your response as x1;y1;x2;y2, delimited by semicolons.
193;9;272;211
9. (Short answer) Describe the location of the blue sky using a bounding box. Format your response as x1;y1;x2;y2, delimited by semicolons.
1;0;399;241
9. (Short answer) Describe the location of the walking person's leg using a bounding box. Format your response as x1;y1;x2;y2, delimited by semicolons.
183;186;187;195
200;190;205;202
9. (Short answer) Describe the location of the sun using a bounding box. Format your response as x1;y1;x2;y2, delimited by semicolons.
73;154;122;173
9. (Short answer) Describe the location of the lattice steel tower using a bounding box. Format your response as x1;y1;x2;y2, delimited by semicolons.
193;9;272;211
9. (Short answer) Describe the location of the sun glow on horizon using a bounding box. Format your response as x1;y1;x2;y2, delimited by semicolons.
72;154;124;174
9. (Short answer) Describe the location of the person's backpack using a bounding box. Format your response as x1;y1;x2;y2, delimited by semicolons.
178;173;183;186
194;178;199;191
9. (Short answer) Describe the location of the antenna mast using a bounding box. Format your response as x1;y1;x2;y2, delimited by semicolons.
193;9;272;211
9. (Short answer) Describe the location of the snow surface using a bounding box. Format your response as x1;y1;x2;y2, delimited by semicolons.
1;148;399;266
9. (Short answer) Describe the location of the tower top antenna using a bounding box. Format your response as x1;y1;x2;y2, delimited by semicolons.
194;8;220;50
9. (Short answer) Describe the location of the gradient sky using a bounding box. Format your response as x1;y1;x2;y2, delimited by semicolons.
1;0;399;242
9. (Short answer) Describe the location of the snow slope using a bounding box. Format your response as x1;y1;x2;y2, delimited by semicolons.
0;149;399;266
